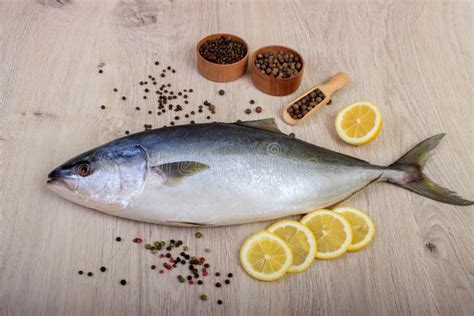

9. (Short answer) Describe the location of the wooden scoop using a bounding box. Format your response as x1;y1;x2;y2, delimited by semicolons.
282;72;350;125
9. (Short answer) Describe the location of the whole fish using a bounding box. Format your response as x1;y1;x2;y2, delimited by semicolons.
47;119;473;226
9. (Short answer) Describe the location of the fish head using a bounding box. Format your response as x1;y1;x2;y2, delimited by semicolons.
47;143;148;212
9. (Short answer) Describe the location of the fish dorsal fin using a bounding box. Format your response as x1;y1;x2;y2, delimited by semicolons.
151;161;208;186
234;118;283;134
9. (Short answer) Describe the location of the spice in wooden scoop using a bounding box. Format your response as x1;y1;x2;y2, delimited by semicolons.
287;88;325;119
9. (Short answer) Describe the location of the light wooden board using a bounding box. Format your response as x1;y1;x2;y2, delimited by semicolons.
0;0;473;315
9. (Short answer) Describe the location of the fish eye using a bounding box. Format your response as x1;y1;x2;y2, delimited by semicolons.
76;163;91;177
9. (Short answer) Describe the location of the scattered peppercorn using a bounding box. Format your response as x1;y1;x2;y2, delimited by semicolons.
245;109;251;114
218;89;225;96
249;100;255;104
116;237;122;242
195;232;203;238
215;272;220;277
215;282;222;288
87;272;93;277
255;106;262;113
120;279;127;285
100;267;106;272
151;265;156;270
217;300;223;305
78;270;83;275
98;69;103;74
121;96;126;101
227;273;233;278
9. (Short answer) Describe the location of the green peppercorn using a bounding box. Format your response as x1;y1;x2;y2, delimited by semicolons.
200;294;208;301
145;244;152;250
195;232;203;238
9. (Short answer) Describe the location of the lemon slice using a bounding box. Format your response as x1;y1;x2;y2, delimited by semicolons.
300;209;352;259
335;101;382;145
333;206;376;252
240;230;293;281
267;220;317;273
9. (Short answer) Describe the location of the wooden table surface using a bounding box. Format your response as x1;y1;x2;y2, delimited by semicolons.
0;0;473;315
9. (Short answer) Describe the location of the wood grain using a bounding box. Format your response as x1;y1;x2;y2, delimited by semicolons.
0;0;473;315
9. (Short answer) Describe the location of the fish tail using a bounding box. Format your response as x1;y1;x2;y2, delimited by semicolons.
385;134;473;206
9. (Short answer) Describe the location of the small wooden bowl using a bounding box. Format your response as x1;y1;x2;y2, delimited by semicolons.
251;45;304;96
196;33;249;83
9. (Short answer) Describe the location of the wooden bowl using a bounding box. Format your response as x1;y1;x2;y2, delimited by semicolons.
251;45;304;96
196;33;249;83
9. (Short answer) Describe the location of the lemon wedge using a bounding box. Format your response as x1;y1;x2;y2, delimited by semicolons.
333;206;376;251
335;101;382;145
300;209;352;259
240;230;293;281
267;220;317;273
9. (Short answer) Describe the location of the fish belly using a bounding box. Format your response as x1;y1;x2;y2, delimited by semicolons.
116;157;382;226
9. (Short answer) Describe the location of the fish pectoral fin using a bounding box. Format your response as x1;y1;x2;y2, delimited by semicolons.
151;161;209;186
234;118;284;134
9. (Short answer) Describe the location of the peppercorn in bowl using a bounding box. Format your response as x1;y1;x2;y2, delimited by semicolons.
251;45;304;96
196;33;249;82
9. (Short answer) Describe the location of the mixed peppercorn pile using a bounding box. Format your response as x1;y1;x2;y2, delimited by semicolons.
78;233;232;305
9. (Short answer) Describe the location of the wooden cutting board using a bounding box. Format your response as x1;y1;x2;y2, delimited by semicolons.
0;1;472;315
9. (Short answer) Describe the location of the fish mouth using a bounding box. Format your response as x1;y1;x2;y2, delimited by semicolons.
46;168;78;191
47;169;62;184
